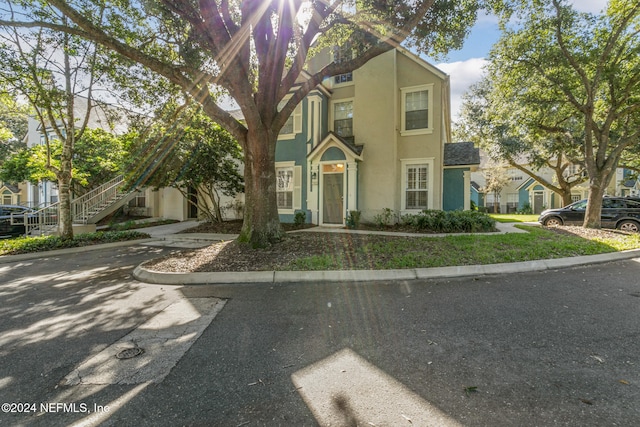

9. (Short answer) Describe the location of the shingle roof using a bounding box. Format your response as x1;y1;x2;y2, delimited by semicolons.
444;142;480;166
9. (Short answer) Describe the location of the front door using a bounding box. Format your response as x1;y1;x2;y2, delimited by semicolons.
323;173;344;224
533;192;544;214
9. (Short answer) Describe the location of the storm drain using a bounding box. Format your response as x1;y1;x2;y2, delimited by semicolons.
116;347;145;360
63;298;226;385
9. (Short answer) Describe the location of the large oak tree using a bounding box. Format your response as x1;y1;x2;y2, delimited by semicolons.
0;0;505;246
488;0;640;228
455;74;587;207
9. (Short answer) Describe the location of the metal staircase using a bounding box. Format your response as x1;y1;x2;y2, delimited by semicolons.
72;175;136;225
12;175;136;236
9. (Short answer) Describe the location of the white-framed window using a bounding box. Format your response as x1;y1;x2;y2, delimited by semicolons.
276;167;293;210
275;162;302;213
401;158;434;212
278;99;303;140
333;44;353;85
332;100;353;138
400;84;434;136
129;190;146;208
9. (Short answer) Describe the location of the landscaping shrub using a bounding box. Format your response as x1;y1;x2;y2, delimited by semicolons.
294;211;307;226
373;208;396;228
346;210;361;229
410;210;496;233
0;230;150;255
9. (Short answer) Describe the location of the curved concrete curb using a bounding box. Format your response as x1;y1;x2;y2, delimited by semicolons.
133;248;640;285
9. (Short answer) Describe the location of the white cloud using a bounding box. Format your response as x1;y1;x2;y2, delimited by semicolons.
437;58;488;122
568;0;607;14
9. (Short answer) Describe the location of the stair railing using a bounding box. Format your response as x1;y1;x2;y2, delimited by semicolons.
72;175;127;224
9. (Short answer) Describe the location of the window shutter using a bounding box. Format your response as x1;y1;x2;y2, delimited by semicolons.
293;104;302;134
293;165;302;210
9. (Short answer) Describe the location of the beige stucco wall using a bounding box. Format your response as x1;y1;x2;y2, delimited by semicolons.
350;51;398;221
395;52;444;211
158;187;188;221
326;50;446;222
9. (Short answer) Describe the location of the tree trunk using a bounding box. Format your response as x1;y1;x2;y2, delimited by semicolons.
238;126;283;248
583;159;617;229
57;173;74;239
561;191;573;207
583;181;605;229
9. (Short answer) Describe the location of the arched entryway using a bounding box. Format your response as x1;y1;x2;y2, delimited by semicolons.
307;133;363;226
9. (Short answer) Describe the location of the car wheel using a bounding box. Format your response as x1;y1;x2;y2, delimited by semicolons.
544;217;563;227
617;220;640;233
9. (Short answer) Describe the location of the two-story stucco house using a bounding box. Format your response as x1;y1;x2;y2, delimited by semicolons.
274;47;478;226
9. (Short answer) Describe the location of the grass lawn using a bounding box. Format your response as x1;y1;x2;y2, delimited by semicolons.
489;214;540;223
288;226;640;271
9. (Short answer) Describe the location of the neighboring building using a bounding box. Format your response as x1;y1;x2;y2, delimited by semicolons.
0;182;23;205
472;150;636;214
275;47;479;226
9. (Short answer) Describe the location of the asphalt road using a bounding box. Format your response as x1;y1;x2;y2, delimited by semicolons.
1;242;640;426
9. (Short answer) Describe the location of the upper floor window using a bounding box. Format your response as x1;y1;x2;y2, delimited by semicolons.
333;44;353;85
333;101;353;138
278;99;302;140
401;84;434;136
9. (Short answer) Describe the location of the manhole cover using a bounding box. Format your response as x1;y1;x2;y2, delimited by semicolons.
116;347;145;360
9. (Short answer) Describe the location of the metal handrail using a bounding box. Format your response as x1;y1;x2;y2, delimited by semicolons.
72;175;126;224
9;175;129;234
11;203;60;236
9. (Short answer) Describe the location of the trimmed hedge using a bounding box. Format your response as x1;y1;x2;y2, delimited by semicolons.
400;210;496;233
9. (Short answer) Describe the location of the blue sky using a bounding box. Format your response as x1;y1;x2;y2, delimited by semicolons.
430;0;609;121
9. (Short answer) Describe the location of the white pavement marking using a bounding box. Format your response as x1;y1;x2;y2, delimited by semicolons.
62;298;225;385
292;348;462;427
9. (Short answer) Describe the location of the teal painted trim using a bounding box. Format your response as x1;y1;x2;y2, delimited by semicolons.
471;187;480;205
279;210;311;224
321;146;347;161
276;99;309;212
533;184;544;191
443;168;468;211
518;185;529;210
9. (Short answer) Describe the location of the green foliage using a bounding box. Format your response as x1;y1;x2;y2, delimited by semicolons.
0;92;28;162
293;211;306;226
518;203;533;215
373;208;396;228
73;128;127;188
0;230;150;255
0;0;510;248
403;210;496;233
0;148;35;184
478;0;640;227
126;102;244;223
346;210;361;229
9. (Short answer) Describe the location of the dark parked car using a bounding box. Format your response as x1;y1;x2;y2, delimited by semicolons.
538;197;640;232
0;205;35;238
